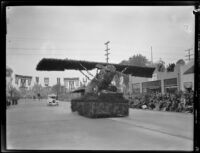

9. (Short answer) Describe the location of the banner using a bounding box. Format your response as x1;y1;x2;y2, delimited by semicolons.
57;77;60;85
15;75;19;85
64;78;68;88
20;78;26;88
44;77;49;86
27;77;32;86
36;77;39;84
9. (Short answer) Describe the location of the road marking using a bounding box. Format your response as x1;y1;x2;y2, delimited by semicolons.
109;118;193;141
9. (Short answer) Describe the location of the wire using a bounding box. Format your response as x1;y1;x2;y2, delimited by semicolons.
7;47;102;51
6;53;65;56
6;36;103;42
7;47;68;51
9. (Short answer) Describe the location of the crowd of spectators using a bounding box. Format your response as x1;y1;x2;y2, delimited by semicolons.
128;90;194;113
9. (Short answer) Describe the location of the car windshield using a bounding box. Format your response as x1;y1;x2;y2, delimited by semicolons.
49;96;56;99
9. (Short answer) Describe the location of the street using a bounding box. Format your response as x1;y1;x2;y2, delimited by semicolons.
6;99;193;150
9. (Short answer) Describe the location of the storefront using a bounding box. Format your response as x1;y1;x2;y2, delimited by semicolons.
164;78;178;94
142;80;161;93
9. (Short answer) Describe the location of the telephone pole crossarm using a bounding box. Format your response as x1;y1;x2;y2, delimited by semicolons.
185;48;193;61
104;41;110;63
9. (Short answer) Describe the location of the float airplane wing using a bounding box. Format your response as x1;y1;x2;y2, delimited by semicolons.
36;58;155;78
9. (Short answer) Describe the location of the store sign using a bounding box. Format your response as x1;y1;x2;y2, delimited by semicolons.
184;82;192;88
142;80;161;88
164;78;177;87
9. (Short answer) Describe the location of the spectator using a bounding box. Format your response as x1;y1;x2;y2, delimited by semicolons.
129;91;193;113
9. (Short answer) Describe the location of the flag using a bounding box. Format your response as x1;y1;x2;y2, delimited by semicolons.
15;75;19;85
20;78;26;88
57;77;60;85
36;77;39;84
27;77;32;86
64;78;68;88
44;77;49;86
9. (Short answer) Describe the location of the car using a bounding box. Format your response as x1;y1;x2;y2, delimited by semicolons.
47;94;59;106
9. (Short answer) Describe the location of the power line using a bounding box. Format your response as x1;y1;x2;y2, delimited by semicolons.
151;46;153;66
6;53;67;56
6;36;104;42
7;47;102;51
7;47;69;51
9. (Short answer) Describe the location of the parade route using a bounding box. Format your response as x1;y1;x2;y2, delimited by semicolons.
6;99;193;150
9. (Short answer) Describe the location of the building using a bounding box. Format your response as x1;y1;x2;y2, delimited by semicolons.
128;60;194;95
64;77;80;91
6;66;13;95
180;61;194;92
129;76;149;94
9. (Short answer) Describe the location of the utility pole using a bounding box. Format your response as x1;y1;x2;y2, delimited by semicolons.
104;41;110;63
185;48;193;61
151;46;153;66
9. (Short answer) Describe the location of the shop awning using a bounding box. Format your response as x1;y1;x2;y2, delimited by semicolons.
183;65;194;75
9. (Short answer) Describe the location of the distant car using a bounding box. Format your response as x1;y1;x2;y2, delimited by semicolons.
47;94;59;106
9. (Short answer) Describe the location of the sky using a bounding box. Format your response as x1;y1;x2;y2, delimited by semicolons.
6;6;195;87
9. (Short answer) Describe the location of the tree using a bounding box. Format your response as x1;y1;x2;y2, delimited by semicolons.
154;58;166;72
10;87;21;100
29;84;52;99
51;84;61;96
113;54;151;94
176;59;185;65
32;84;42;94
6;66;13;77
120;54;149;67
167;63;175;72
115;54;150;93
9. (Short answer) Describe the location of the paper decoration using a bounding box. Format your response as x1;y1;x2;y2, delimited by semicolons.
36;77;39;84
44;77;49;86
27;77;32;86
20;78;26;88
15;75;19;85
57;78;60;85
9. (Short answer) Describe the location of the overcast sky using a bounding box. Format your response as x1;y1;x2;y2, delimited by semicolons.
6;6;195;87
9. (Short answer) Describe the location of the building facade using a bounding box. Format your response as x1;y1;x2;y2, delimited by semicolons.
64;77;80;91
128;60;194;95
6;66;13;96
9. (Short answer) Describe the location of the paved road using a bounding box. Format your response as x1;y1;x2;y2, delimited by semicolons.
6;99;193;150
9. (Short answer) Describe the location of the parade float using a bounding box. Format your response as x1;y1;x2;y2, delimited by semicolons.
36;58;154;118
